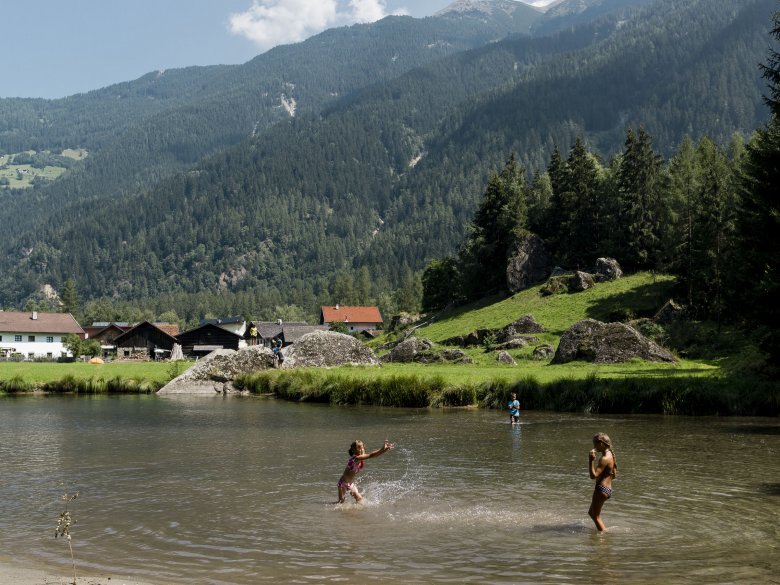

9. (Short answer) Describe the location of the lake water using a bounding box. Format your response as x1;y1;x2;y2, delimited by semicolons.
0;395;778;584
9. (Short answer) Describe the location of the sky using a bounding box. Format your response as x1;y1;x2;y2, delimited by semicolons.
0;0;555;100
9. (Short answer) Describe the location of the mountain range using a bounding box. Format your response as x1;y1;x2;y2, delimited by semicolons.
0;0;774;321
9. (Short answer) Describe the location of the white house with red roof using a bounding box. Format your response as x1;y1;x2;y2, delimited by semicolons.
0;311;84;360
320;305;383;333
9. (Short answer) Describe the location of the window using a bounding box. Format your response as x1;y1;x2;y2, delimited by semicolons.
15;335;22;342
0;335;2;341
46;336;54;343
28;335;35;342
46;352;53;359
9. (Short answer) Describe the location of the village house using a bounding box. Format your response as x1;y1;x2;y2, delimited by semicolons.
83;322;132;358
176;323;243;358
114;321;179;360
0;311;84;360
320;305;383;333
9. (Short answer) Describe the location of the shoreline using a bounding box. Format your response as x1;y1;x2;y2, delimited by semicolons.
0;558;169;585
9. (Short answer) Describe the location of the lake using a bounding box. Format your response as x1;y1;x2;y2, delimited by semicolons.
1;395;778;584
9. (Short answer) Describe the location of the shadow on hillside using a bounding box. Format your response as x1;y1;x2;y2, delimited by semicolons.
584;281;676;322
612;367;711;378
425;293;506;326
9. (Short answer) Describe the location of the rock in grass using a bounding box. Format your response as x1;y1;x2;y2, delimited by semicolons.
552;318;677;364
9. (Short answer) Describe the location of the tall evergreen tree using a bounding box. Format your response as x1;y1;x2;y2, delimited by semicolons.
459;153;528;300
559;137;603;267
60;278;80;317
615;127;665;270
732;9;780;371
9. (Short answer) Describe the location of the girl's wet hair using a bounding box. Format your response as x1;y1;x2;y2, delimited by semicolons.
593;432;618;478
349;440;364;456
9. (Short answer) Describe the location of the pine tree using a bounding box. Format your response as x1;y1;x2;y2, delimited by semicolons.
615;127;665;270
60;279;80;318
732;11;780;371
459;153;528;300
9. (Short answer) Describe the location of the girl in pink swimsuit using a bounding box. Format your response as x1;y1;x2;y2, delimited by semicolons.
588;432;618;532
337;439;394;503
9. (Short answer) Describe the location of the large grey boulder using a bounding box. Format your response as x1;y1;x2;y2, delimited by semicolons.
380;337;473;364
442;314;545;347
594;257;623;282
552;318;677;364
506;233;553;293
282;330;380;368
158;346;276;394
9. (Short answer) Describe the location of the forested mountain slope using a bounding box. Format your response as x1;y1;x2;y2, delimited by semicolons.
0;8;541;239
0;0;773;320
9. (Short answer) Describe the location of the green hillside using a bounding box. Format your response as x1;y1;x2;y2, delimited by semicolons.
417;272;675;341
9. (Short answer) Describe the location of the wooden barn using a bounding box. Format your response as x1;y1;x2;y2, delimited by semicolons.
114;321;178;360
177;323;242;358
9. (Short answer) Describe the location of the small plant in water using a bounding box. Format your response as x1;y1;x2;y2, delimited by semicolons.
55;492;79;585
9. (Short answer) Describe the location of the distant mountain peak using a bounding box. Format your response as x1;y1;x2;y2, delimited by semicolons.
435;0;543;18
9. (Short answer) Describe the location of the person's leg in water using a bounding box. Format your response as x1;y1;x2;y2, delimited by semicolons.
588;488;608;531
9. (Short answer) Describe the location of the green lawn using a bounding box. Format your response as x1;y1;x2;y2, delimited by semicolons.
0;361;175;384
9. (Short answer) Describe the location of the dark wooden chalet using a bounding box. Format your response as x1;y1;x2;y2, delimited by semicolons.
114;321;178;360
90;323;130;358
177;323;242;358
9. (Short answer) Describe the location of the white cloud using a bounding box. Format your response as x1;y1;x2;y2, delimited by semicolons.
229;0;403;49
348;0;388;23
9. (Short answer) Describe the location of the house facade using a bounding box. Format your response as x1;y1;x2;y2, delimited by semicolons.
320;305;383;333
114;321;178;360
0;311;84;360
177;323;242;358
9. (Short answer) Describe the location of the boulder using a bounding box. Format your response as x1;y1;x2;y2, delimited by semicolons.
282;330;380;368
532;344;556;359
500;314;545;338
442;315;545;347
496;351;517;365
654;299;687;324
381;336;434;362
496;338;528;350
552;319;677;364
569;270;596;292
594;257;623;282
389;312;421;332
506;233;553;293
158;346;276;395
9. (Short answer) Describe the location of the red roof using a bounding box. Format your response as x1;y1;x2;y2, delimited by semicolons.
321;306;383;324
0;311;84;335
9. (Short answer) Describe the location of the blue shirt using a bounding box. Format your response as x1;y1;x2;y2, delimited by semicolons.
508;399;520;417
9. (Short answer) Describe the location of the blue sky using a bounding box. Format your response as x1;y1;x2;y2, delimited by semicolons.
0;0;552;99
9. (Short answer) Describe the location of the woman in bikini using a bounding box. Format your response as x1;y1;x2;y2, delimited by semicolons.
588;432;617;532
337;439;394;504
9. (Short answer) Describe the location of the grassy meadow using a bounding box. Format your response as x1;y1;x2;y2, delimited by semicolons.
4;271;777;414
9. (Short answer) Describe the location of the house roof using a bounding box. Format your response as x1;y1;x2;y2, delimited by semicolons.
321;306;383;324
251;321;308;339
0;311;84;335
200;316;245;326
178;322;243;339
114;321;178;345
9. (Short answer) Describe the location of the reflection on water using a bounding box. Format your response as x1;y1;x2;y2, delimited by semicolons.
1;395;779;584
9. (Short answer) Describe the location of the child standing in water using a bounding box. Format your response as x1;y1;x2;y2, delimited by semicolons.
588;432;617;532
337;439;395;504
507;392;520;424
